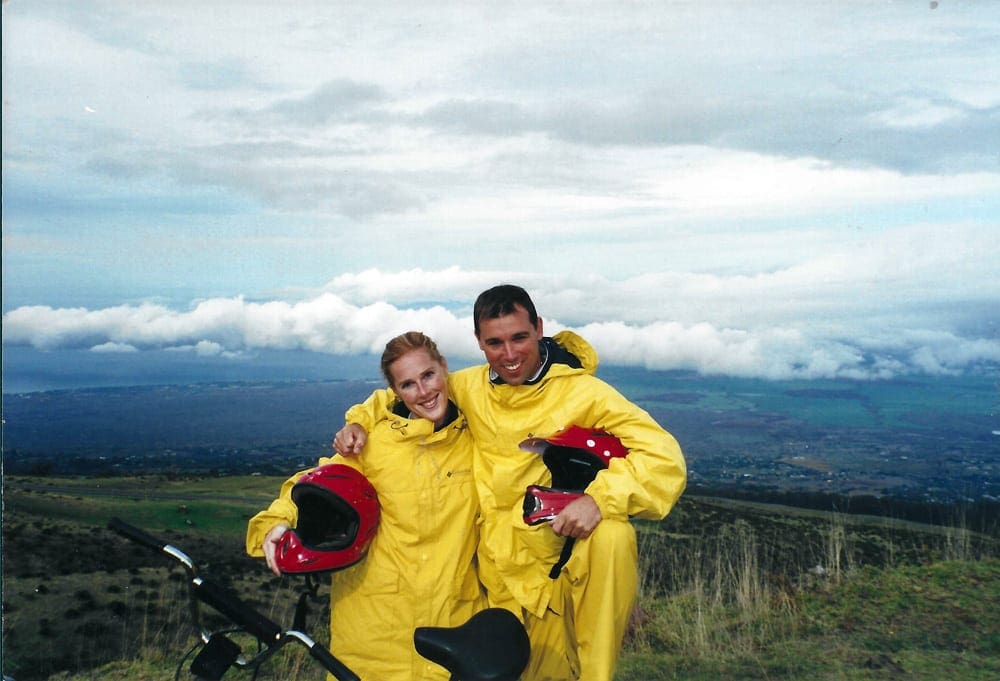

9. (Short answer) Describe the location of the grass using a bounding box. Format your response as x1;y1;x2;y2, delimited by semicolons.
804;561;1000;655
616;512;1000;681
620;559;1000;680
3;563;326;680
3;474;283;538
4;475;999;680
32;559;999;681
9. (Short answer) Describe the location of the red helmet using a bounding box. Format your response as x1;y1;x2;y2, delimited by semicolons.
519;425;627;490
274;464;380;574
520;426;628;525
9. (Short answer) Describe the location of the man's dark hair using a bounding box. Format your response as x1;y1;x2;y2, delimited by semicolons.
473;284;539;337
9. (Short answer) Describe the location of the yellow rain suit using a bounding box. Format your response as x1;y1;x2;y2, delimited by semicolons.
346;331;687;681
247;400;484;681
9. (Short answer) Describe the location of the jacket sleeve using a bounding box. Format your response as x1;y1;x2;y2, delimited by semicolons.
579;378;687;522
245;455;359;557
343;387;397;433
246;470;307;557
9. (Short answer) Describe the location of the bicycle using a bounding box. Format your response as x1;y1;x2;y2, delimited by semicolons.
107;518;529;681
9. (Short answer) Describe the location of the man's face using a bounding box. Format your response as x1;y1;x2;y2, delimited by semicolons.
476;304;544;386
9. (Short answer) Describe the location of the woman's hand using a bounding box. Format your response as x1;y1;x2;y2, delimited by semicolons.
263;523;289;576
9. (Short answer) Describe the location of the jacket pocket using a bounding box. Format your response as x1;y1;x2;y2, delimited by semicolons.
339;560;401;596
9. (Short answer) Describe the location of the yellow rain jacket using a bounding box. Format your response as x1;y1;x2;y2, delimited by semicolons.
346;331;687;681
247;401;484;681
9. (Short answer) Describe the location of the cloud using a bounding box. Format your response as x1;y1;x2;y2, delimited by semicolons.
177;57;268;92
579;321;1000;380
8;3;998;231
90;341;138;354
0;295;475;358
2;0;998;351
164;340;245;359
322;267;538;307
261;79;390;126
871;96;968;130
4;260;998;380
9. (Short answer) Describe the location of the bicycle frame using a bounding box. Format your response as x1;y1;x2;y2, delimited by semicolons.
107;518;358;681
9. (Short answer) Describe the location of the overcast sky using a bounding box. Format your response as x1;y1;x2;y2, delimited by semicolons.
3;1;999;381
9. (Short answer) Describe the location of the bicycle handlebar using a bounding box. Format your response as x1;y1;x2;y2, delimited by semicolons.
108;516;168;552
193;576;282;644
107;517;359;681
311;644;357;681
272;630;359;681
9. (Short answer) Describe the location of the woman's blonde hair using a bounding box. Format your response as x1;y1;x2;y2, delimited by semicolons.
380;331;446;387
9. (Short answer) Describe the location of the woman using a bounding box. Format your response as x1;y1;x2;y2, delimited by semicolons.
246;331;484;681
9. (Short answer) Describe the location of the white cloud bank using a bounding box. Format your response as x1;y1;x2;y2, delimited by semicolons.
4;260;998;381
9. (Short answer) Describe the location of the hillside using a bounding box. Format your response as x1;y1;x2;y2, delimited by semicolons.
2;474;998;680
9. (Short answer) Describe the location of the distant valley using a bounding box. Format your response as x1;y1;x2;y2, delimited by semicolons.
3;368;998;520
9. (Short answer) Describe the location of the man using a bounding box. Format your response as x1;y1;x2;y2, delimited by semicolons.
336;284;686;681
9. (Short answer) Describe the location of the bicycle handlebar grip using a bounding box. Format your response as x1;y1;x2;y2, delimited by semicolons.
310;643;360;681
194;577;282;643
108;517;168;552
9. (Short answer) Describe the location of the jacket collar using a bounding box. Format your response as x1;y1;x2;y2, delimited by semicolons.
489;336;584;386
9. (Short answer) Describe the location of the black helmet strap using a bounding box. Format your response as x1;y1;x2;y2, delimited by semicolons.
292;573;329;632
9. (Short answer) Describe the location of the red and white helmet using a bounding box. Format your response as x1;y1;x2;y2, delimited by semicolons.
274;464;380;574
520;426;628;525
520;425;628;490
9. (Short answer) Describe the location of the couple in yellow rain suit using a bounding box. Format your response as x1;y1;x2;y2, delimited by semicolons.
249;286;686;681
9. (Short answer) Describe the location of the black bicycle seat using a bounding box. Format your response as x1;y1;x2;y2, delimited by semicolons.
413;608;530;681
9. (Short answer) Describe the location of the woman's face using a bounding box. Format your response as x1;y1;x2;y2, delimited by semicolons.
388;348;450;427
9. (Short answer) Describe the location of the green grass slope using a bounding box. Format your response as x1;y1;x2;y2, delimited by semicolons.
619;558;1000;680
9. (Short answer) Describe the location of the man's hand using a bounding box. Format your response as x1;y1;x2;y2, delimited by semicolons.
263;523;289;576
334;423;368;456
549;494;602;539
